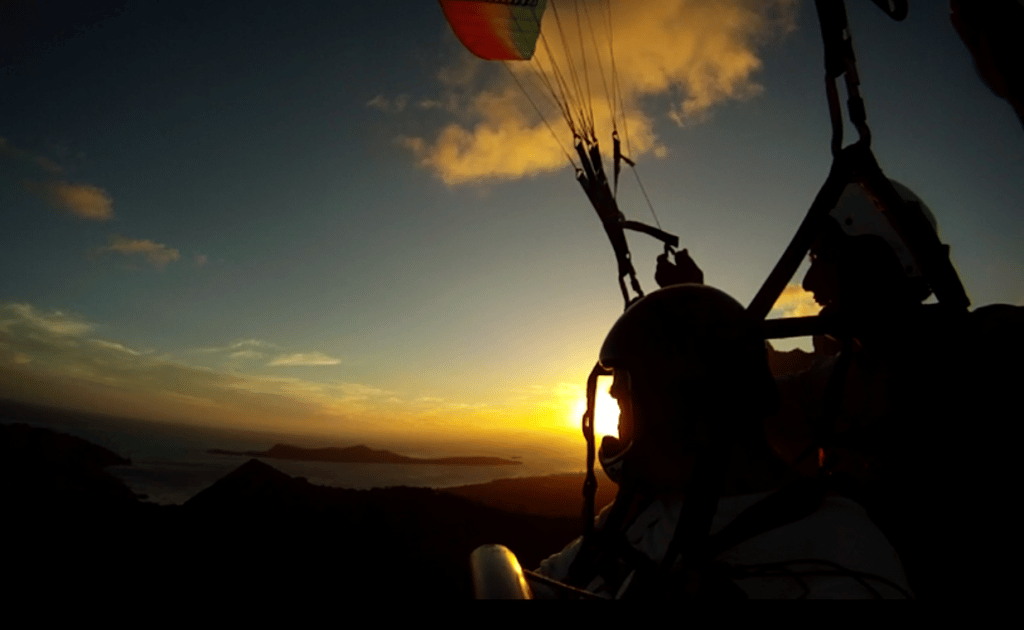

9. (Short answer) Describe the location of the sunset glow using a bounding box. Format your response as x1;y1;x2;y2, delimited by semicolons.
2;2;1022;452
569;376;620;442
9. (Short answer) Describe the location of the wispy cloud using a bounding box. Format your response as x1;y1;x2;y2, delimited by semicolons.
88;338;141;355
0;302;544;441
267;352;342;367
404;0;797;185
0;137;63;173
229;350;264;360
46;181;114;220
772;284;822;318
366;94;410;113
197;339;275;354
96;235;180;269
0;303;95;337
0;302;345;429
417;99;449;111
335;382;393;398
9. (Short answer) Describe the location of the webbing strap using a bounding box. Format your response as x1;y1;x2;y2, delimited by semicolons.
703;475;831;561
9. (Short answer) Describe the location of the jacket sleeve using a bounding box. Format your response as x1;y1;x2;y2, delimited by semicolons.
531;536;585;599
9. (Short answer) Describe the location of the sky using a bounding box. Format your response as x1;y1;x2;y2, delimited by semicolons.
1;0;1021;453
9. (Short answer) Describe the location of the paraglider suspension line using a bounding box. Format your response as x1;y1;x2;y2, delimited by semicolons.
503;62;578;170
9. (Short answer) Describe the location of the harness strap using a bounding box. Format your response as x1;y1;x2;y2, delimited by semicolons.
566;484;652;590
703;475;831;561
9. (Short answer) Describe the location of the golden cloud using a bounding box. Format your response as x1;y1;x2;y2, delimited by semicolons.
407;0;796;185
772;283;822;318
400;85;582;185
100;235;180;269
48;181;114;220
267;352;342;367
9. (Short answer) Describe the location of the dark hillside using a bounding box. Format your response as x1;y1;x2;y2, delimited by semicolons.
1;421;138;510
2;419;583;602
442;471;618;518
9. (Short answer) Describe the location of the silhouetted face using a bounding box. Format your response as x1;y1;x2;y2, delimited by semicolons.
803;240;841;312
612;367;706;491
804;227;918;319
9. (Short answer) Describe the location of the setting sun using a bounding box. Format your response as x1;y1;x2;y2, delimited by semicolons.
569;376;621;442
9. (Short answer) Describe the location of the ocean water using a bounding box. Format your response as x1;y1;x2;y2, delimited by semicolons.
10;413;586;505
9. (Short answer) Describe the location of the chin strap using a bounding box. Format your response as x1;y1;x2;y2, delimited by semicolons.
580;362;610;541
567;361;651;592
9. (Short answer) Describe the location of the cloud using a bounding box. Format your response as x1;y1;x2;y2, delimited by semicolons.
195;254;208;267
772;284;822;318
0;303;95;337
366;94;410;113
0;137;63;173
267;352;342;367
0;303;337;428
88;338;141;355
406;0;796;185
97;235;180;269
335;382;393;398
46;181;114;220
400;84;580;185
197;339;275;354
417;99;447;110
1;302;531;440
229;350;264;360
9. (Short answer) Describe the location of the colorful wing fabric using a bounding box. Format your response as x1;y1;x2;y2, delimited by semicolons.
439;0;548;61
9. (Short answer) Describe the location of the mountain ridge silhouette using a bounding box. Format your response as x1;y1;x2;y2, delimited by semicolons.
208;442;522;466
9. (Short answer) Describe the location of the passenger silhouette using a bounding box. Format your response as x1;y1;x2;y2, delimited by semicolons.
769;180;1022;601
532;285;912;599
530;3;1024;597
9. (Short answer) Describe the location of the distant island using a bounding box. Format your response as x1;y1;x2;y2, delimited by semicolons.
208;443;522;466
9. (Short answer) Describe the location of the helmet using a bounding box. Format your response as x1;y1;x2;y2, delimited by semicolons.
828;179;938;281
595;285;779;486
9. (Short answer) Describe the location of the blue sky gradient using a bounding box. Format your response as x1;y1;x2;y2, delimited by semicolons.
1;1;1021;449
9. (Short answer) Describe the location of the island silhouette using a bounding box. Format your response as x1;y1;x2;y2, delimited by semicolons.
208;443;522;466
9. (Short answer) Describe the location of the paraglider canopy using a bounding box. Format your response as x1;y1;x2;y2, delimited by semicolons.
438;0;678;309
439;0;547;61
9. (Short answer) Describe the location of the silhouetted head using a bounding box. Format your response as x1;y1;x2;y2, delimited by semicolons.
803;181;937;317
596;285;779;491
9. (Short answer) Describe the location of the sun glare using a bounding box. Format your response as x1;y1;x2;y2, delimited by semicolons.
568;376;620;441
